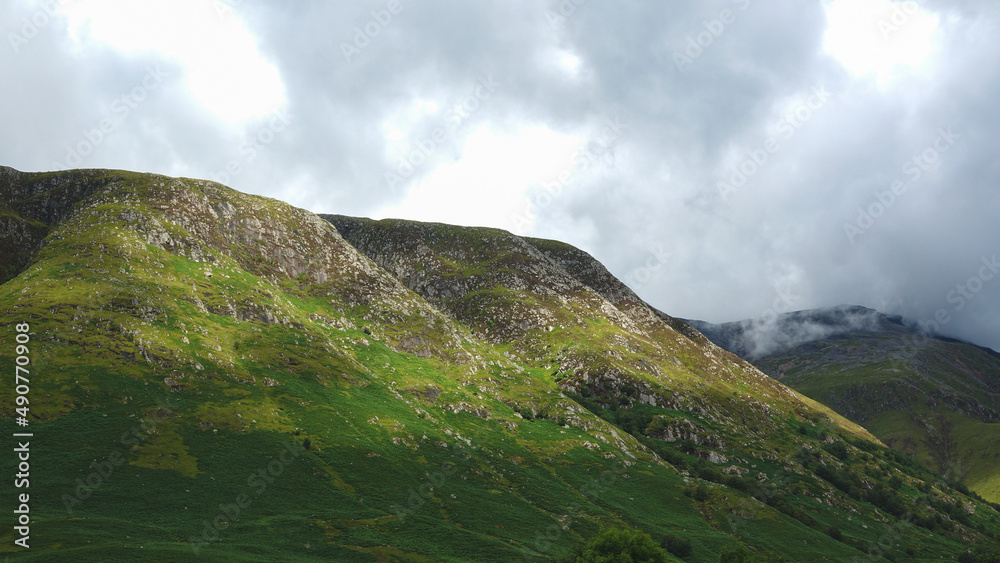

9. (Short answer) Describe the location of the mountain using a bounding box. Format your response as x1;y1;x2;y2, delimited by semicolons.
686;305;1000;503
2;167;999;561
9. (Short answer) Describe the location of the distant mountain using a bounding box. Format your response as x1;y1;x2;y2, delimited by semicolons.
683;305;911;361
687;305;1000;502
2;167;999;561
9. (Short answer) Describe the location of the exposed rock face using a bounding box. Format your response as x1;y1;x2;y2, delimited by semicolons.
0;166;108;282
646;415;724;448
324;215;695;350
323;214;876;451
0;166;114;225
2;168;474;365
702;451;728;464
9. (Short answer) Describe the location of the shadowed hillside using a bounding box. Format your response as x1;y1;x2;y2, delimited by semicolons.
688;306;1000;503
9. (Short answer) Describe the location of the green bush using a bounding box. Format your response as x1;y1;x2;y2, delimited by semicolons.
719;541;758;562
693;483;709;501
865;485;906;518
723;474;757;495
660;533;692;557
698;466;722;483
823;441;849;461
616;408;653;435
643;438;688;470
576;527;667;563
960;549;1000;563
676;438;698;454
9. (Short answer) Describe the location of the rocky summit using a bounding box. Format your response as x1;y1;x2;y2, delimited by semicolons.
2;167;999;561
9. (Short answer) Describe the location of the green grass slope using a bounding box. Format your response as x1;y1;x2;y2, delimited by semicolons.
0;169;996;561
756;327;1000;503
688;305;1000;506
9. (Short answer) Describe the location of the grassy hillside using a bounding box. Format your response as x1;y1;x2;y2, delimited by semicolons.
687;305;1000;507
757;328;1000;503
0;168;998;561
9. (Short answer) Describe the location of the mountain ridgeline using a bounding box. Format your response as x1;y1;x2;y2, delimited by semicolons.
687;305;1000;504
2;167;999;561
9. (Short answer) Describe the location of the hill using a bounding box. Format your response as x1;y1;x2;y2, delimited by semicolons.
1;167;999;561
686;305;1000;503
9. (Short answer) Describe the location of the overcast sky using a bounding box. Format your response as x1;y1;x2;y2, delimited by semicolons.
2;0;998;351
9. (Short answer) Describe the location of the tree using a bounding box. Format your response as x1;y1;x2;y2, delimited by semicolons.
719;542;758;563
693;483;710;502
922;415;958;476
576;527;668;563
824;441;849;461
660;533;693;557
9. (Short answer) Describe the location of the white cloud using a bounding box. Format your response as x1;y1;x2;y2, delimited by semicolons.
376;125;583;232
3;0;998;352
823;0;941;82
59;0;285;125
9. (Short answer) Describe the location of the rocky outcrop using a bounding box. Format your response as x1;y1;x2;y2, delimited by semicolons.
0;166;108;282
646;414;725;449
323;215;607;342
1;170;477;368
322;213;875;451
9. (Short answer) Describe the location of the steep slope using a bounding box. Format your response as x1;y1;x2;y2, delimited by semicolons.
323;215;876;453
0;168;673;560
689;306;1000;502
0;165;90;284
324;214;1000;558
0;168;997;561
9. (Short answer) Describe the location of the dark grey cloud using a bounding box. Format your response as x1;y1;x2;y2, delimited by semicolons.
1;0;997;351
